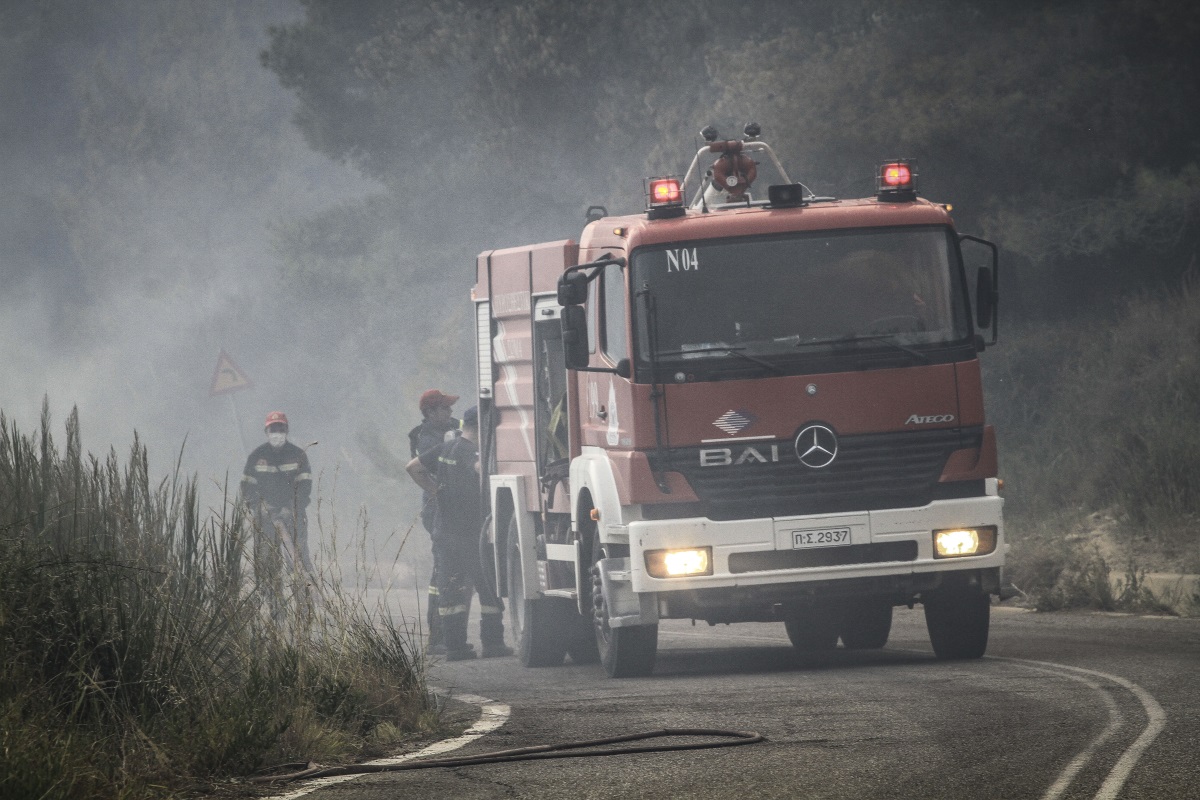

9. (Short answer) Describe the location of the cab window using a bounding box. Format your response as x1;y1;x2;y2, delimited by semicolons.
600;262;627;362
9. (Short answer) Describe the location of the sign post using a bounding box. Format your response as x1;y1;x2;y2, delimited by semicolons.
210;350;253;455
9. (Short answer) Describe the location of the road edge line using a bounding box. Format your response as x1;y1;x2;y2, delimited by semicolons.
269;690;510;799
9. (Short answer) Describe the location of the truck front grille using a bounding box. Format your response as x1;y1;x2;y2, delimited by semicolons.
651;427;981;521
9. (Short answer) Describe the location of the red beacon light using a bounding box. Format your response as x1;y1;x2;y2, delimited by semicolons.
646;176;685;219
877;160;918;202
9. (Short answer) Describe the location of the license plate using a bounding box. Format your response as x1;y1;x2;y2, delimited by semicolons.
792;527;851;549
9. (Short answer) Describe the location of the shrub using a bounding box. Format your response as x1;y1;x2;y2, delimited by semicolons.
989;276;1200;612
0;403;435;799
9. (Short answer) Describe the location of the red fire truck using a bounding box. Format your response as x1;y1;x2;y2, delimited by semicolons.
473;125;1004;677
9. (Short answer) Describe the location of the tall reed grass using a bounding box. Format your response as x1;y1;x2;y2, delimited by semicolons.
0;403;436;799
986;274;1200;612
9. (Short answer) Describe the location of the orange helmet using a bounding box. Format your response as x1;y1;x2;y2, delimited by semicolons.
264;411;288;431
419;389;459;413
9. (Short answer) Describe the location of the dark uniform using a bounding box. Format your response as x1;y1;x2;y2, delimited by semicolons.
409;415;458;647
408;417;460;531
241;440;314;608
418;433;506;657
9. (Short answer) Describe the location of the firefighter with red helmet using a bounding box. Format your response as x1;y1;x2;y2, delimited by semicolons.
407;406;512;660
241;411;315;615
408;389;460;652
409;390;461;529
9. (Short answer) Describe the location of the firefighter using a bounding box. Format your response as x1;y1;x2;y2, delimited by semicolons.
408;389;461;652
241;411;315;617
406;406;512;660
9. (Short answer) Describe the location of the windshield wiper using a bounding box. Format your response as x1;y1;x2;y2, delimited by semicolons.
793;334;931;364
657;346;785;374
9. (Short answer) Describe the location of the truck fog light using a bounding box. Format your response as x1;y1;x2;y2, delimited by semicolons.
934;527;997;558
645;547;712;578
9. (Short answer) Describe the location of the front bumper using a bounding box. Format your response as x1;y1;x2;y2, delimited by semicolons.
625;493;1005;598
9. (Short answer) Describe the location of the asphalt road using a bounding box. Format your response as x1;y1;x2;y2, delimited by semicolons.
277;606;1199;800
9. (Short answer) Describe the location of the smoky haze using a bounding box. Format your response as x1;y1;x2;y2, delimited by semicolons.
4;0;1200;597
0;1;428;585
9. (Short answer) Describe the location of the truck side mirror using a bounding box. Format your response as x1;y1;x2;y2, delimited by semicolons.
562;305;590;369
975;266;994;329
960;234;999;346
558;272;589;307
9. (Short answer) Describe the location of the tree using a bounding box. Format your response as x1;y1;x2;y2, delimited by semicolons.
265;0;1200;318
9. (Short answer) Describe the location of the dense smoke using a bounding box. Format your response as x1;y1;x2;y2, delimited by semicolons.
0;1;415;574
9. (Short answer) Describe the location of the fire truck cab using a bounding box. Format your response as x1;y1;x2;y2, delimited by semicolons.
473;125;1004;677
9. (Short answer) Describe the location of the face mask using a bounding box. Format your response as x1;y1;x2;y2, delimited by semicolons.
268;432;287;448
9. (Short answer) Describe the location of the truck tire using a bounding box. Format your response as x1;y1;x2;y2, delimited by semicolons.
590;539;657;678
839;601;893;650
784;615;839;651
924;590;990;660
507;519;567;667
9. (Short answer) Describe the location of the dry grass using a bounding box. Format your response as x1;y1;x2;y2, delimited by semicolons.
0;403;437;800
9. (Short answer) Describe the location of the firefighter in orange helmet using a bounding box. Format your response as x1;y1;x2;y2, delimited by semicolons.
241;411;315;617
407;406;511;660
408;389;460;653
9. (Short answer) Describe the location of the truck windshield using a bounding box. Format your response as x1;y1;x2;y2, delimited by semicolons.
631;226;970;370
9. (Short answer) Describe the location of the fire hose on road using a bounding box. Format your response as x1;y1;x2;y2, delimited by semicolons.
251;727;765;785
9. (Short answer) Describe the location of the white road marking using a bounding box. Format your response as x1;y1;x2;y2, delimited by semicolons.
1004;663;1124;800
995;657;1168;800
269;691;510;799
662;627;1168;800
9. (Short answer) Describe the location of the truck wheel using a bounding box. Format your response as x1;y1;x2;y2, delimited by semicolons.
839;601;893;650
590;539;657;678
784;615;839;651
924;590;990;660
507;520;567;667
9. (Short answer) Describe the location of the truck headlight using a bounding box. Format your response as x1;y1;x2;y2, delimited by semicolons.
645;547;712;578
933;527;997;558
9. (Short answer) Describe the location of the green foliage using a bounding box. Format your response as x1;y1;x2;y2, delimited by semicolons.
265;0;1200;312
705;1;1200;302
992;277;1200;609
266;0;718;205
0;403;435;799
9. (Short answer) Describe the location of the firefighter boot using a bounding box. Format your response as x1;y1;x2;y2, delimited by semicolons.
441;610;475;661
479;602;513;658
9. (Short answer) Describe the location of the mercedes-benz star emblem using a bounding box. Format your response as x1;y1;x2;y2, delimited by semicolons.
794;424;838;469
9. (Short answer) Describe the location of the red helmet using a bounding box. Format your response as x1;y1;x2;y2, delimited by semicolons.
264;411;288;431
419;389;459;413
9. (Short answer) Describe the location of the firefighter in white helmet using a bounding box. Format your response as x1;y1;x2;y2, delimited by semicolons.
241;411;315;616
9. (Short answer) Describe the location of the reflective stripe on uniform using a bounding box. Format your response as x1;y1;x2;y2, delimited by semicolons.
279;462;300;471
255;464;279;473
242;476;258;484
480;605;502;615
296;473;311;481
438;604;468;616
428;586;439;595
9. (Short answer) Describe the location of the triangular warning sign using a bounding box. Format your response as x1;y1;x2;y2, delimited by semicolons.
210;350;253;396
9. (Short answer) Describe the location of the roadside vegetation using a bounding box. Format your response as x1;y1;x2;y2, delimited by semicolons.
0;405;437;800
988;277;1200;614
